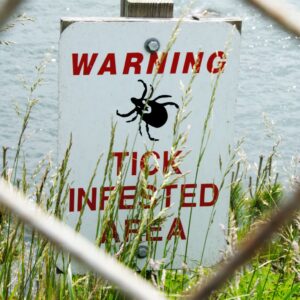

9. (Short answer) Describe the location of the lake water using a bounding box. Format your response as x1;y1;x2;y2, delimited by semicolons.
0;0;299;182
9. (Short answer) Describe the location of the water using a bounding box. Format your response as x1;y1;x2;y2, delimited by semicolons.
0;0;299;180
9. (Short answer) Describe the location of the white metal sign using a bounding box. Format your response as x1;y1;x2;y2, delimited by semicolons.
59;18;241;272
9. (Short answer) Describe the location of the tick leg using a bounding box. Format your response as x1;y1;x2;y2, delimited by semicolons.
139;122;143;136
138;79;148;100
126;113;139;123
116;108;137;117
153;95;172;101
146;123;159;142
162;102;179;109
148;84;154;99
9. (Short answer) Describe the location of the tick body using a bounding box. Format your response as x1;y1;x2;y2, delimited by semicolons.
116;79;179;141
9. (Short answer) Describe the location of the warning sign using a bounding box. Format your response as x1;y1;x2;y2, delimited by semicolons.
59;17;241;271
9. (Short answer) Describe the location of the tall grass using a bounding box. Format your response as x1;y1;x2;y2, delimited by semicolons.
1;68;299;300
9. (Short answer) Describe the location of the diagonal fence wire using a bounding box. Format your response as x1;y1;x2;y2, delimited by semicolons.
189;187;300;299
0;0;25;27
246;0;300;37
0;179;165;300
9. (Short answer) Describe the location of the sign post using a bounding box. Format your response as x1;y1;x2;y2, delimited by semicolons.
59;15;241;272
121;0;174;18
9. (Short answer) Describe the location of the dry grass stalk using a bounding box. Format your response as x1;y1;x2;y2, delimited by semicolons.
0;179;165;300
189;187;300;299
248;0;300;37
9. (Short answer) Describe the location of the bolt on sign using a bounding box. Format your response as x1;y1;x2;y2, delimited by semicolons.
59;17;241;272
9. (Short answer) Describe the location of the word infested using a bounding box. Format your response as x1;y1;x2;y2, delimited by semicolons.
72;51;227;76
69;182;219;212
69;150;220;214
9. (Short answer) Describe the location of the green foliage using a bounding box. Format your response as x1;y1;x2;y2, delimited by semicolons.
217;264;300;299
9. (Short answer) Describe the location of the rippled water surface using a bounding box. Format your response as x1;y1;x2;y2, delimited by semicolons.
1;0;299;177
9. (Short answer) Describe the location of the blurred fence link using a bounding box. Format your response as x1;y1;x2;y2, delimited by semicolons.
0;179;166;300
247;0;300;36
190;187;300;299
0;0;25;27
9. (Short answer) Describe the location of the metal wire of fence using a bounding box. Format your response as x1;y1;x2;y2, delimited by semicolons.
247;0;300;37
190;187;300;299
0;0;25;27
0;179;166;300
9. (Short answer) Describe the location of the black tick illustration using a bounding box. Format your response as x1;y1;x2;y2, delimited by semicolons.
116;79;179;141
